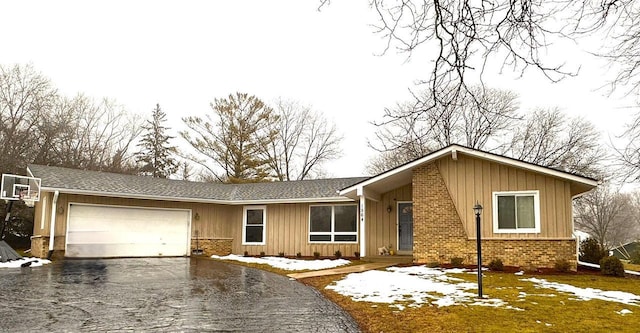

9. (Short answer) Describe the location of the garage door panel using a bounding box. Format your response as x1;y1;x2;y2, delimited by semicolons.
66;204;190;258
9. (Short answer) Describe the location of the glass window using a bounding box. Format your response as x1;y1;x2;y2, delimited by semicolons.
310;206;331;232
334;205;357;232
493;191;540;233
309;204;358;243
243;206;266;245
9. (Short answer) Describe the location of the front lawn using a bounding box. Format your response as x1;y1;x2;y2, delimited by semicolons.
304;268;640;332
210;255;640;332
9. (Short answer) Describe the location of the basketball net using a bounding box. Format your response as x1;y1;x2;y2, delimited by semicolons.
19;193;35;208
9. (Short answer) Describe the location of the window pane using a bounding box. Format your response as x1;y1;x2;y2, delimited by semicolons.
310;206;331;232
245;226;263;243
497;196;516;229
334;234;357;242
334;205;357;232
516;196;535;228
246;209;264;225
310;234;331;242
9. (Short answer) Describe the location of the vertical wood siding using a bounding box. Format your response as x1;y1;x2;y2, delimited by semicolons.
236;203;359;257
436;155;573;239
365;184;412;255
34;194;362;257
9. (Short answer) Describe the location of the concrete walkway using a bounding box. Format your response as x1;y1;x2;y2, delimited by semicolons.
287;262;396;279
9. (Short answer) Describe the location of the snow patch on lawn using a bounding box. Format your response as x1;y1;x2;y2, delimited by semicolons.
0;257;51;268
523;277;640;306
326;266;518;310
211;254;350;271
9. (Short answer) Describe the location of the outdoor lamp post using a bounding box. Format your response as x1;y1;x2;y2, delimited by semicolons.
473;202;483;298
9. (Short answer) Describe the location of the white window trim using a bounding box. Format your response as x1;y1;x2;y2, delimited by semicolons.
492;190;541;234
309;204;358;244
242;205;266;245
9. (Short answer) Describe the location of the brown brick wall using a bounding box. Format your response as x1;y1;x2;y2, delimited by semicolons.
412;163;577;270
30;235;65;260
191;238;233;256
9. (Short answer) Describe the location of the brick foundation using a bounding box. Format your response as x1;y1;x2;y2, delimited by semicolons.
412;163;577;270
191;238;232;256
30;235;65;260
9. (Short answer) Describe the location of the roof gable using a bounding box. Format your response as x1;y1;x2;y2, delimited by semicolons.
340;145;599;199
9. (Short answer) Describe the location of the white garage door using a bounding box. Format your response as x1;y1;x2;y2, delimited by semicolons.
66;204;191;258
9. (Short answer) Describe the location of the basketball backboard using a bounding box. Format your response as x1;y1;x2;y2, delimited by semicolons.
1;174;41;202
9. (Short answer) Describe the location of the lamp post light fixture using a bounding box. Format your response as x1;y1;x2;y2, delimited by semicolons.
473;201;483;298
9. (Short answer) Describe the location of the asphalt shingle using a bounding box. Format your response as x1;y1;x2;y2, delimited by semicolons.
27;165;367;202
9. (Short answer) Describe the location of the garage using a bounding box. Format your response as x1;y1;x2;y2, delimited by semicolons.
65;204;191;258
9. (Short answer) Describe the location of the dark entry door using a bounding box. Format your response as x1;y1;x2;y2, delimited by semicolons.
398;202;413;252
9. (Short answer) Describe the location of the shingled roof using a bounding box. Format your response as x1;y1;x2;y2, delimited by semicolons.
27;165;367;204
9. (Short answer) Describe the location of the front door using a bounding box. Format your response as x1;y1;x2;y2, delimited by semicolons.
397;202;413;252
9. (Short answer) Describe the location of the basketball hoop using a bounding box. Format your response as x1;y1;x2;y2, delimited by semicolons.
19;194;35;208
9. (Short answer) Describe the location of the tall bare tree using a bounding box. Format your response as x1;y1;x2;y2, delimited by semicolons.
0;64;57;174
618;109;640;182
39;94;141;173
368;86;519;173
575;184;637;251
261;99;342;181
181;92;278;183
503;108;604;177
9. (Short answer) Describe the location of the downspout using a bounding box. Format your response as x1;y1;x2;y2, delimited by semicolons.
47;190;59;260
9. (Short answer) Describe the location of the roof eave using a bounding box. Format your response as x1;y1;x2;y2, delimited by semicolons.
340;145;599;196
40;186;355;205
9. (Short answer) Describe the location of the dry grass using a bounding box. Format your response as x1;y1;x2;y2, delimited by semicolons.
303;270;640;333
625;263;640;272
210;257;640;332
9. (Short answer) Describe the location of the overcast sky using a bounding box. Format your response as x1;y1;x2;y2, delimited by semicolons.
2;1;637;177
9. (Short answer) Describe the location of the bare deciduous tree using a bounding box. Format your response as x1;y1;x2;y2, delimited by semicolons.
368;86;519;173
617;110;640;182
262;99;342;181
41;94;141;173
0;64;57;174
503;108;604;177
181;92;277;183
366;0;576;111
575;184;636;251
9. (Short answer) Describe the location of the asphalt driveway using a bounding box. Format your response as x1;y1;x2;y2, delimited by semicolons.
0;258;359;332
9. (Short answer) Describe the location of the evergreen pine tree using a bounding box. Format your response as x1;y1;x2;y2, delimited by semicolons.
135;104;178;178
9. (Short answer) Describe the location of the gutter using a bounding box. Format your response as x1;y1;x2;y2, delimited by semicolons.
48;190;59;260
39;186;355;205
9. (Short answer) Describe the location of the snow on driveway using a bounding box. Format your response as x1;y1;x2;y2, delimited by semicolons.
211;254;350;271
0;257;51;268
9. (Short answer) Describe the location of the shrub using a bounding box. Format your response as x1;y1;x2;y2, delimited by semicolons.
579;238;607;264
554;259;571;273
313;251;321;259
354;251;361;260
631;251;640;265
334;250;342;259
488;258;504;271
243;251;249;257
278;252;285;257
450;257;464;268
600;256;625;277
426;261;440;268
296;252;302;259
259;251;266;257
